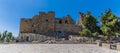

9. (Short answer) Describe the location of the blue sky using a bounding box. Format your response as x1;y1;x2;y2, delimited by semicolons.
0;0;120;37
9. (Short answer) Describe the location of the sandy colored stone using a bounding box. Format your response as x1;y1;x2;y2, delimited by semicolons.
117;45;120;51
20;11;82;33
0;44;119;53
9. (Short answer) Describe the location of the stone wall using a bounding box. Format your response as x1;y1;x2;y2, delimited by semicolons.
20;18;32;33
19;33;49;42
20;11;82;34
19;11;82;41
69;35;94;43
36;11;55;33
55;24;81;33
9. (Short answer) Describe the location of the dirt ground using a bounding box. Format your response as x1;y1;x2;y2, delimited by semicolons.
0;44;119;53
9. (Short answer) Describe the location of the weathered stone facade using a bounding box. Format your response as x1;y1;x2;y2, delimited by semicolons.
19;11;84;41
19;33;56;42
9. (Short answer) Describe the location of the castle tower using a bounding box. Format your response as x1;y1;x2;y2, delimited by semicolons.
20;18;32;33
77;12;85;26
36;11;55;32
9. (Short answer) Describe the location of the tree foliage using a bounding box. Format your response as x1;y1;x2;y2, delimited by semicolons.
7;32;13;40
0;32;1;40
82;12;99;33
80;11;99;37
92;32;99;37
100;9;120;39
79;28;91;37
0;30;15;42
79;9;120;39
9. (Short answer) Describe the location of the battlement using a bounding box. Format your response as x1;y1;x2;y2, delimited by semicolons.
48;11;55;14
21;18;32;23
48;11;55;17
21;18;32;20
38;11;55;17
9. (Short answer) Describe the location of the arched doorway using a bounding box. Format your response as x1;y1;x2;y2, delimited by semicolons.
26;36;29;41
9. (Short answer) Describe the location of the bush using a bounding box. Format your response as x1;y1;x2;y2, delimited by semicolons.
79;28;92;37
92;32;99;37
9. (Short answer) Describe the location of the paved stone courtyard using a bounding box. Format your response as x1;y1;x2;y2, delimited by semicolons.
0;44;120;53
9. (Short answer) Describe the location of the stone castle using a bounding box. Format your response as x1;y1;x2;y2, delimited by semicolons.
19;11;85;42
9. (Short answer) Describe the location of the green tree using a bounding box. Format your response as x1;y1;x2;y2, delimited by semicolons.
11;36;15;40
92;32;99;37
0;32;2;40
0;30;15;42
82;11;99;33
1;30;8;40
7;32;13;40
115;18;120;35
80;11;99;37
100;9;119;40
79;28;91;37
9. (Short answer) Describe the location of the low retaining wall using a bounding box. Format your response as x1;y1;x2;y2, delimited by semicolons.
69;35;94;43
18;33;55;42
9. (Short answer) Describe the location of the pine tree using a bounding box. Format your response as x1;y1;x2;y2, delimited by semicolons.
100;9;119;40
